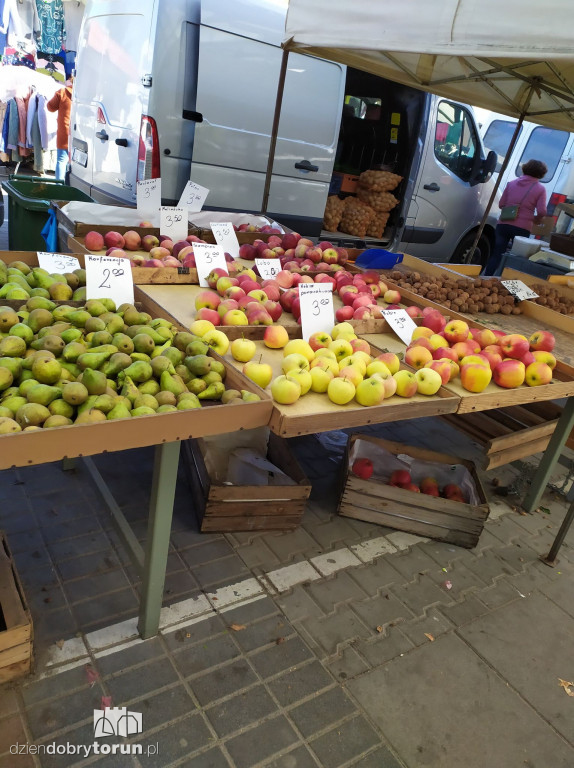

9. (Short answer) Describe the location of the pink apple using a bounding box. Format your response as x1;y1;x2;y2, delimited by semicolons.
196;307;220;326
195;290;220;311
276;270;294;288
264;300;283;321
336;306;354;322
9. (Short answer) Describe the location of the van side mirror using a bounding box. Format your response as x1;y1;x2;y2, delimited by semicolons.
471;150;497;185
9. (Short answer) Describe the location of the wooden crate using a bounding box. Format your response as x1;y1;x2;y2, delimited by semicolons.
338;435;490;548
442;401;574;470
0;533;32;683
184;433;311;532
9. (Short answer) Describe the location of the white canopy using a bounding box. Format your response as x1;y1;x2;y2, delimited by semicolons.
283;0;574;131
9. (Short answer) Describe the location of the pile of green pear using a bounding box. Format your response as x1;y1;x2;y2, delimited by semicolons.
0;259;87;301
0;297;260;435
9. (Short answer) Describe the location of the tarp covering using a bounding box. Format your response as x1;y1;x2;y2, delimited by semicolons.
284;0;574;132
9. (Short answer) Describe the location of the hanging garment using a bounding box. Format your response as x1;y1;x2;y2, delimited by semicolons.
1;99;10;155
8;0;40;52
63;0;82;52
7;97;18;155
25;88;35;146
0;100;6;152
15;94;31;155
35;0;65;54
36;49;65;81
37;92;56;148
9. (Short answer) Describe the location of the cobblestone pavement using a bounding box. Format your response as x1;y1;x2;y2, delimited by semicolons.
1;417;574;768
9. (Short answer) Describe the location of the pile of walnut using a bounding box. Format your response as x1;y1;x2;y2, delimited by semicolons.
386;270;523;315
530;282;574;314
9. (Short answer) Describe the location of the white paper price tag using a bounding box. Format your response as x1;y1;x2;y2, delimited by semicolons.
501;280;539;302
382;309;417;345
85;255;134;307
37;252;80;273
178;180;209;212
211;222;240;259
137;178;161;215
299;283;334;341
193;243;227;287
160;206;187;242
255;258;281;280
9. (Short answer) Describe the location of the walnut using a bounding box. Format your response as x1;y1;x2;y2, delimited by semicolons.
512;306;522;314
501;304;512;314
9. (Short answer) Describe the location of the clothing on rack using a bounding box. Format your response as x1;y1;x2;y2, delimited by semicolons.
35;0;65;55
8;0;40;52
63;0;82;52
36;48;65;81
15;94;31;155
7;97;18;151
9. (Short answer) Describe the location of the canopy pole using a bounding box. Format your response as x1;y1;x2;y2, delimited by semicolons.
261;47;289;215
464;86;536;264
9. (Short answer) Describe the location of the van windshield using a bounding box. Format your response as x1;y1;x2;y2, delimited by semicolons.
516;126;569;182
483;120;521;172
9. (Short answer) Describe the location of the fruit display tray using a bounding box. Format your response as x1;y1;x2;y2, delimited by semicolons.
362;332;574;414
221;340;459;438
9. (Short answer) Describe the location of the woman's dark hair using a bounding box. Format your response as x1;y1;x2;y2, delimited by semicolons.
522;159;547;179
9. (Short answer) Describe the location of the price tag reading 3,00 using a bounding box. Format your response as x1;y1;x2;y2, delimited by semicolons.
37;252;81;273
501;280;539;302
382;309;417;345
211;222;240;259
178;180;209;213
193;243;228;287
298;283;334;341
85;254;134;307
136;178;161;217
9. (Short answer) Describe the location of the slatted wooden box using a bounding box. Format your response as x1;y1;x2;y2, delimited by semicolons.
184;434;311;532
338;435;490;548
0;533;32;683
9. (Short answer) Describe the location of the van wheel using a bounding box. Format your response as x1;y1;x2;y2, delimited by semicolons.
451;232;491;266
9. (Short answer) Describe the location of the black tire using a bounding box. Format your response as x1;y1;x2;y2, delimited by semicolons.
451;231;491;267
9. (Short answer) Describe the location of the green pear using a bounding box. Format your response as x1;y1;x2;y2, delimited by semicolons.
77;395;98;415
85;316;106;334
0;406;14;418
132;333;155;355
15;402;50;427
4;288;29;300
73;268;87;284
111;333;133;354
177;393;201;409
156;404;177;414
130;353;151;363
72;287;87;302
85;344;118;358
137;380;160;396
122;361;153;383
25;271;37;287
0;417;21;433
61;382;89;405
101;352;132;377
62;341;87;363
19;369;35;382
26;384;61;406
59;361;81;378
2;395;27;415
44;414;73;428
67;310;92;328
123;307;151;326
49;399;74;418
107;401;132;420
105;314;125;335
0;368;13;391
19;379;39;397
159;371;187;397
31;335;65;356
221;389;241;404
186;339;210;356
82;369;107;395
175;365;191;383
160;347;183;367
99;298;116;312
38;322;71;338
48;282;73;301
50;273;67;284
130;406;156;417
150;356;175;378
202;371;222;386
27;308;54;334
185;355;212;376
241;390;261;402
64;272;79;290
75;408;107;424
106;380;117;392
0;358;23;379
31;268;56;290
52;305;75;322
6;273;32;291
211;360;226;378
150;340;172;359
77;352;108;371
155;391;177;407
0;336;27;358
120;376;140;403
136;326;167;344
60;328;83;344
29;288;50;298
0;307;19;332
93;394;117;414
186;378;207;395
85;299;108;317
8;260;31;274
133;394;158;410
198;382;225;401
154;326;173;342
32;357;61;384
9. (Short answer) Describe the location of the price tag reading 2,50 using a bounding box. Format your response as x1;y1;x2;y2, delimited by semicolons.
255;259;280;281
85;254;134;307
193;243;228;287
501;280;539;302
298;282;334;341
382;309;417;345
160;206;187;243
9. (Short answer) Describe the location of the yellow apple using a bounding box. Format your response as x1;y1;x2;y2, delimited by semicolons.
414;367;442;395
202;329;229;356
393;369;418;397
411;327;434;341
287;369;312;395
230;337;256;363
271;374;301;404
243;360;273;388
329;339;354;362
338;365;363;388
336;332;358;342
310;356;339;375
355;377;386;406
284;339;315;362
263;325;289;349
327;377;356;405
331;322;355;340
429;334;446;351
282;353;310;373
310;366;333;393
189;319;215;337
314;348;338;361
375;352;400;375
339;355;367;376
366;360;391;377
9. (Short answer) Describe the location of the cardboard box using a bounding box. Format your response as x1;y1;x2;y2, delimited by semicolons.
0;534;32;683
184;433;311;532
338;435;490;548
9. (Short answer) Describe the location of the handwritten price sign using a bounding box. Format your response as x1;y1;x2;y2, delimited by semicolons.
382;309;417;345
160;206;187;242
137;178;161;216
299;282;334;340
211;222;240;259
501;280;539;302
178;180;209;212
193;243;227;287
255;258;280;280
37;252;81;273
85;255;134;306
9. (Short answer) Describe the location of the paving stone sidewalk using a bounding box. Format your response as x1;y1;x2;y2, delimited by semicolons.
1;416;574;768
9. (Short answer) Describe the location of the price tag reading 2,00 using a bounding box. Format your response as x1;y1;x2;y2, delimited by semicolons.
382;309;417;345
85;254;134;307
255;259;280;281
298;282;334;341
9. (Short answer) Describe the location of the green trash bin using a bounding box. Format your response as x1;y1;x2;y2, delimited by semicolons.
1;174;94;251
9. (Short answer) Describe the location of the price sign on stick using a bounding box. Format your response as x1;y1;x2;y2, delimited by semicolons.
193;243;227;287
382;309;417;345
85;255;134;306
211;222;240;259
160;207;187;242
255;258;281;281
299;283;334;341
178;180;209;212
37;252;80;273
501;280;539;301
137;178;161;216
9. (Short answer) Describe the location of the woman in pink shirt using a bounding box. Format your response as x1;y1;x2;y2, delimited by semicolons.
482;159;548;275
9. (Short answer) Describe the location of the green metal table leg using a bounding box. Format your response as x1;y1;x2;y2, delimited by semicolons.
138;440;181;639
522;397;574;514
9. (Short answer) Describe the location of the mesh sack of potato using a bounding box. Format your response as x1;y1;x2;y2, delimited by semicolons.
323;195;346;231
339;197;375;238
358;170;402;192
356;186;399;212
366;211;390;238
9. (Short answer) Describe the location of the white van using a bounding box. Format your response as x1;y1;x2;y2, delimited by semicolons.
70;0;498;263
479;110;574;223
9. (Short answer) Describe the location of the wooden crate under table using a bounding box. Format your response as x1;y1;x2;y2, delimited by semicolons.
184;433;311;532
338;435;490;548
0;533;32;683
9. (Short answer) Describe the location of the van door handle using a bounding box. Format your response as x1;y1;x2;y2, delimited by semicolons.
95;130;109;141
424;182;440;191
295;160;319;172
115;138;128;147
